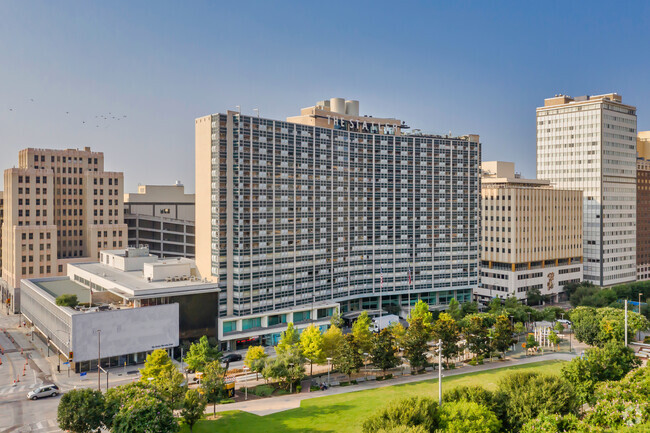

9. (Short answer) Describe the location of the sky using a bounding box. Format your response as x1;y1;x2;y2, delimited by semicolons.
1;1;649;193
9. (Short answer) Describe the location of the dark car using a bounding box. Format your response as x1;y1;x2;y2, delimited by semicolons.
220;353;242;363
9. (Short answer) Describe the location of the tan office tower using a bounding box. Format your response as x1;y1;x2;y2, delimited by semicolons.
637;132;650;280
476;162;583;303
537;93;637;286
1;147;127;312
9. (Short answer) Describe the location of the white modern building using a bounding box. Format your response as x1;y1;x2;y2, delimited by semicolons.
537;93;637;287
20;246;219;371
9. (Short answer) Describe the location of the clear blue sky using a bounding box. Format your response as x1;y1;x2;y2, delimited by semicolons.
1;1;648;193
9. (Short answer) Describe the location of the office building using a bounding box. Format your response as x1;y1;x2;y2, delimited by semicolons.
124;183;195;258
1;147;127;312
476;161;583;303
537;93;637;286
196;98;481;350
20;246;218;372
637;132;650;280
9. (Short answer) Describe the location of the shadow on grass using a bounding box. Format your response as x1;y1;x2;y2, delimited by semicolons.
182;403;355;433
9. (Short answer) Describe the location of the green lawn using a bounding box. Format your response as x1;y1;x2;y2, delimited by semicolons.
182;361;565;433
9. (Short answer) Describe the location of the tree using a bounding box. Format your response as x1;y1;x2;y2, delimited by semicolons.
352;311;374;354
548;330;560;351
488;298;503;315
184;335;221;372
334;334;363;381
201;360;227;414
138;349;185;408
111;393;179;433
330;310;344;328
181;389;206;433
371;328;400;375
446;298;461;321
403;317;430;372
438;400;501;433
553;321;565;333
262;350;305;391
504;296;519;310
514;322;525;342
570;306;601;346
57;388;105;433
276;322;301;355
362;396;439;433
442;385;505;421
492;315;515;358
408;300;433;326
561;341;641;404
527;287;544;306
300;324;325;376
497;372;579;432
431;313;461;364
104;382;155;429
461;301;479;318
465;315;490;359
55;294;78;307
571;306;650;347
322;324;344;359
390;322;407;348
244;345;268;380
140;349;176;382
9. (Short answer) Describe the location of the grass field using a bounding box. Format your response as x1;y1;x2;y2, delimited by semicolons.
180;360;566;433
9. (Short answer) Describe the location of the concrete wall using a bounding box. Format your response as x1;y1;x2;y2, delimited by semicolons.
71;303;179;362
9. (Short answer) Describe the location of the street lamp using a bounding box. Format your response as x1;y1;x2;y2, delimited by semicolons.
435;339;443;406
326;357;332;386
94;329;102;391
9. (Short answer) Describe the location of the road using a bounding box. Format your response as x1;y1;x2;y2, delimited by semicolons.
0;311;62;433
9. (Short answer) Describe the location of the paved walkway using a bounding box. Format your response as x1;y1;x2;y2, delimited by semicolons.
207;352;576;416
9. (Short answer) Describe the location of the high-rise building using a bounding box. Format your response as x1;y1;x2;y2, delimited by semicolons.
637;132;650;280
124;183;195;258
536;93;637;287
476;161;583;303
1;147;127;312
196;98;481;350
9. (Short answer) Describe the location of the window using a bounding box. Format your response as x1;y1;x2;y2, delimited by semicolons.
223;321;236;333
242;318;261;330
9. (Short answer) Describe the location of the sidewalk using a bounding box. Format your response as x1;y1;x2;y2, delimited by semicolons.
207;352;577;416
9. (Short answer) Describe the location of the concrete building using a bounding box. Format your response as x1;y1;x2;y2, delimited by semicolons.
637;132;650;280
537;93;637;286
196;98;481;350
20;246;219;372
1;147;127;312
476;162;583;303
124;183;195;258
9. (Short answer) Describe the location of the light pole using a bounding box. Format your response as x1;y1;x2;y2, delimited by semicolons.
436;339;442;406
95;329;102;391
243;366;250;400
326;357;332;386
625;299;628;346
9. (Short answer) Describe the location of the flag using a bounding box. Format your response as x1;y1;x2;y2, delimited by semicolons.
380;266;384;290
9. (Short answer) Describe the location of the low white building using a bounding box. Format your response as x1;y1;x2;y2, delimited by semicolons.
20;246;219;372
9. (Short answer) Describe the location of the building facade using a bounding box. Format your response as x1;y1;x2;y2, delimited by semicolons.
196;98;481;350
124;183;195;258
637;132;650;280
476;162;583;303
1;147;127;312
536;93;637;287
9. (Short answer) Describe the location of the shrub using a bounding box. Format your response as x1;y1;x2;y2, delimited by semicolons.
251;385;273;397
296;385;302;393
438;400;500;433
55;294;78;307
520;412;581;433
362;396;439;433
219;399;235;404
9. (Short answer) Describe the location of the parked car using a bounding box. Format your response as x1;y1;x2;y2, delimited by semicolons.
27;384;59;400
220;353;242;363
557;319;572;326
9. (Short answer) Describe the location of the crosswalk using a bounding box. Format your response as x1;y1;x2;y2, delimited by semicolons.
0;419;62;432
0;383;33;396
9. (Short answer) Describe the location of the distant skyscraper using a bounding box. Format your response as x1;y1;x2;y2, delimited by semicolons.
124;183;195;258
196;98;481;350
476;161;583;304
536;93;637;286
636;131;650;281
1;147;127;312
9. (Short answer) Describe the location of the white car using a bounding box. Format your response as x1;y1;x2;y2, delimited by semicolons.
27;384;59;400
557;319;572;326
